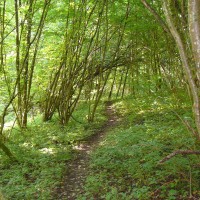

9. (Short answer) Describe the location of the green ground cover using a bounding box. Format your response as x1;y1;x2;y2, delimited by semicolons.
79;95;200;200
0;102;106;200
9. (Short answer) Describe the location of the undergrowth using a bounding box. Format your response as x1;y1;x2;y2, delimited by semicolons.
0;101;106;200
79;95;200;200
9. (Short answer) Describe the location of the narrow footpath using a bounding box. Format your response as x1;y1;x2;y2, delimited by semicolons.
53;101;119;200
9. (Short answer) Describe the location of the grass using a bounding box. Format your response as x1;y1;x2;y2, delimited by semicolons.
0;101;107;200
79;95;200;200
1;93;200;200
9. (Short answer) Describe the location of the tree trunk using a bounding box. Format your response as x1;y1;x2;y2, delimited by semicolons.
0;140;17;161
163;0;200;139
188;0;200;83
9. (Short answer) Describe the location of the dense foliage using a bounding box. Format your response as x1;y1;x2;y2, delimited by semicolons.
0;0;200;199
0;102;106;199
80;95;200;199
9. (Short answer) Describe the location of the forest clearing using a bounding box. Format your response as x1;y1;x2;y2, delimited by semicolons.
0;0;200;199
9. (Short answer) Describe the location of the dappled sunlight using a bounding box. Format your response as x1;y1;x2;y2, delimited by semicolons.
138;110;145;114
73;144;91;152
83;98;200;199
21;142;34;148
0;0;199;198
39;147;56;155
4;121;16;130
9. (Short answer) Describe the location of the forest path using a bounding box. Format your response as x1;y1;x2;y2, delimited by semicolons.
53;101;119;200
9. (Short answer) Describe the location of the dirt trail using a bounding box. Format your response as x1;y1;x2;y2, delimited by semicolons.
53;101;119;200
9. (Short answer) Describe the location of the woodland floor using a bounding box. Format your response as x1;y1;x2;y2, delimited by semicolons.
53;101;119;200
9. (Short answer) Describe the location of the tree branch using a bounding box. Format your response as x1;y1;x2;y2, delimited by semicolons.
140;0;170;35
159;150;200;164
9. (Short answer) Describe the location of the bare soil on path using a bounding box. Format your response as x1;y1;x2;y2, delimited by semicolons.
53;101;119;200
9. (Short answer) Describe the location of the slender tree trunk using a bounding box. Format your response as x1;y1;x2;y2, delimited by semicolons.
0;141;17;161
188;0;200;83
121;67;129;98
108;68;117;100
14;0;22;127
14;0;51;128
163;1;200;139
140;0;170;35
